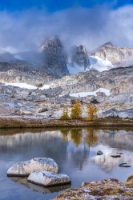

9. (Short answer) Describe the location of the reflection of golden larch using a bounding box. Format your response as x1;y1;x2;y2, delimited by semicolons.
71;100;82;119
60;129;70;142
86;103;98;121
86;129;98;147
70;129;82;147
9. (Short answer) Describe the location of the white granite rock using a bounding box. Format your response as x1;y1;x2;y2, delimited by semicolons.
28;171;71;187
7;158;58;177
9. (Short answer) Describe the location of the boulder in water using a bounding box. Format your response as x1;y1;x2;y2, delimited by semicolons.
28;171;71;187
7;158;58;177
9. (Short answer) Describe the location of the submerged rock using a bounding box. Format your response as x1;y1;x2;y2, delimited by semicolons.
111;155;121;158
7;158;58;177
28;171;71;187
119;163;131;167
97;150;103;155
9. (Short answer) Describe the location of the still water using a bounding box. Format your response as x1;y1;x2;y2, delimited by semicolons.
0;128;133;200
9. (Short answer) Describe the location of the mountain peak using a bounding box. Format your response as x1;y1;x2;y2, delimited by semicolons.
103;42;113;47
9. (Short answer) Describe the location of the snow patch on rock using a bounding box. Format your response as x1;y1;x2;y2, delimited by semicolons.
69;88;111;98
4;82;37;89
3;82;51;90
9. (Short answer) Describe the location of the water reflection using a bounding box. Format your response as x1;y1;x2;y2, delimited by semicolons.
85;129;98;148
0;128;133;200
70;129;82;147
60;129;69;142
10;177;71;194
60;128;98;148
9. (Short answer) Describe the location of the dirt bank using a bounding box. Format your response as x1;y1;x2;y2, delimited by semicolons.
0;116;133;129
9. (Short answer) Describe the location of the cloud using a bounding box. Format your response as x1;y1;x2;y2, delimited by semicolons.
0;5;133;53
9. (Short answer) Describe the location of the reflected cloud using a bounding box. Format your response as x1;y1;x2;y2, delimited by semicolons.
91;144;133;173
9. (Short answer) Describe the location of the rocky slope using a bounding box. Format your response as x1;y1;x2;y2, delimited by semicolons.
54;178;133;200
0;60;56;86
90;42;133;67
47;66;133;95
0;39;133;119
1;65;133;119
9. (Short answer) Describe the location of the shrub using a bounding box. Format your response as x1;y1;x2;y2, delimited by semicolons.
11;92;15;98
70;100;82;119
86;103;98;121
1;87;4;94
60;106;70;120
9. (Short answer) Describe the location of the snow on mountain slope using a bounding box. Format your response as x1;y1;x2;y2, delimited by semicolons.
89;56;114;72
69;88;111;97
67;56;114;75
14;55;24;60
67;63;88;75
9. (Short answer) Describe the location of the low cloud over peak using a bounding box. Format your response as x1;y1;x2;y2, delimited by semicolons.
0;5;133;53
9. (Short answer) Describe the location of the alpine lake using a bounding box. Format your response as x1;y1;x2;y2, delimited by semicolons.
0;127;133;200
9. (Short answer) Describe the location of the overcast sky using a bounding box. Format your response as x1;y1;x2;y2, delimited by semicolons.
0;0;133;53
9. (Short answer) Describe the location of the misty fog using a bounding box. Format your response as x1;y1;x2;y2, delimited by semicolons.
0;5;133;54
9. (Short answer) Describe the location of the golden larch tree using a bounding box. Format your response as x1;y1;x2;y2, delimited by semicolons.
70;100;82;119
60;106;70;120
86;103;98;121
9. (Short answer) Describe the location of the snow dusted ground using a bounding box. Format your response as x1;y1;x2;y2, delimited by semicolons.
67;56;114;75
69;88;111;98
4;82;51;90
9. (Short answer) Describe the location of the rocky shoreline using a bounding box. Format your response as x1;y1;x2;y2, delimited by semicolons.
54;177;133;200
0;116;133;129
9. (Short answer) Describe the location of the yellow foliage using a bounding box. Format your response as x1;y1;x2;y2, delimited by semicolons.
60;106;70;120
11;92;15;98
86;103;98;121
85;129;98;147
70;129;82;147
70;100;82;119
